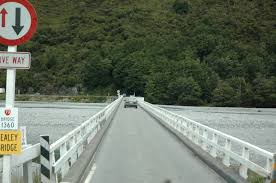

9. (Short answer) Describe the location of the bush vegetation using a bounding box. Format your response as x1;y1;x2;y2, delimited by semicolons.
0;0;275;107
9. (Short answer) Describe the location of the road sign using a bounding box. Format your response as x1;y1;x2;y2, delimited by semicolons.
0;0;37;46
0;51;31;69
0;108;18;130
0;130;21;154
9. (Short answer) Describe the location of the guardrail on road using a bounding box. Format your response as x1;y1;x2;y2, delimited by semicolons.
0;96;122;182
50;96;122;182
139;101;275;182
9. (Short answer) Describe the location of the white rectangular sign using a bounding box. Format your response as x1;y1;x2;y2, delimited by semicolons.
0;108;18;130
0;52;31;69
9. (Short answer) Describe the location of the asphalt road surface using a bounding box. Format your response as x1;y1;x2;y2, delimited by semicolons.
89;104;226;183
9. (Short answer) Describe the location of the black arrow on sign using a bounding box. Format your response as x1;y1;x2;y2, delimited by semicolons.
12;8;24;35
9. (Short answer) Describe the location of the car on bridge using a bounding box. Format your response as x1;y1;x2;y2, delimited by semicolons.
124;97;138;108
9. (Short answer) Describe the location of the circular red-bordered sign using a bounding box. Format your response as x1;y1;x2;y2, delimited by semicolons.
0;0;37;46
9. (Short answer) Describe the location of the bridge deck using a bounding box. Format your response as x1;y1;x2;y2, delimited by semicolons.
88;104;226;183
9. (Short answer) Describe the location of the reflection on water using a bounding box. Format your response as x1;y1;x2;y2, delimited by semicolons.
163;106;276;152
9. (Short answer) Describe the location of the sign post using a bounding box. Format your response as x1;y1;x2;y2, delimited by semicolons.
0;0;37;182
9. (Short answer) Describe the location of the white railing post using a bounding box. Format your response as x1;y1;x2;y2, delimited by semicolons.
73;137;78;165
223;139;232;167
239;147;249;179
184;121;189;137
176;118;180;132
191;124;196;143
50;151;57;183
60;143;68;178
97;118;101;131
265;158;273;183
210;133;218;158
179;120;185;135
194;125;200;145
76;131;83;156
188;123;193;140
68;136;77;166
202;129;208;151
180;120;185;136
23;160;33;183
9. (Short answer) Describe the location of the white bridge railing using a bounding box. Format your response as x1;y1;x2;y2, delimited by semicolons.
0;96;122;182
139;101;276;182
50;96;122;182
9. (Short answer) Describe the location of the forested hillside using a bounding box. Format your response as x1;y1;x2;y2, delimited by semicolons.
0;0;275;107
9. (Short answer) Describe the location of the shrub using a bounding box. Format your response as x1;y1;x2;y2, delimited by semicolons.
173;0;189;14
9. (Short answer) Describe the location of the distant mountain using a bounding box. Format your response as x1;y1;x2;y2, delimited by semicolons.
0;0;275;107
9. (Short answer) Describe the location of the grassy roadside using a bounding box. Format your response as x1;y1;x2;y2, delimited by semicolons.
0;94;116;103
248;171;266;183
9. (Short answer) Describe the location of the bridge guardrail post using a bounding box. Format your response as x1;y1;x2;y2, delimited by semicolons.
23;160;33;183
183;120;188;137
68;136;76;166
271;153;276;183
189;123;192;138
202;129;208;151
179;119;185;135
222;139;231;167
194;125;200;145
239;147;249;179
77;131;83;157
50;150;58;182
210;133;218;158
40;135;51;183
60;142;68;178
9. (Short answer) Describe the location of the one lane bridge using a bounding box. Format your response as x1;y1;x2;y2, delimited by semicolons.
88;103;225;183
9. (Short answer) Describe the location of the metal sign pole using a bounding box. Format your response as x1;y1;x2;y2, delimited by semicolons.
3;46;17;183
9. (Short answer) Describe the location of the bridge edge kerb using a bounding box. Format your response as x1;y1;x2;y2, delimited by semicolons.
139;103;248;183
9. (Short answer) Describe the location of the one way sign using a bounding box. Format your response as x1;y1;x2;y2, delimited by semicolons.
0;0;37;46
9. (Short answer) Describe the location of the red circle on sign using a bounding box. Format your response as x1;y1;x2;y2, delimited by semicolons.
0;0;37;46
5;109;11;116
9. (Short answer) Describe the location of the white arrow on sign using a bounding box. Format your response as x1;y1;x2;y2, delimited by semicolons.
0;51;31;69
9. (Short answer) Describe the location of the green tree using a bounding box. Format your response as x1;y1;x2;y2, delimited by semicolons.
168;77;202;106
145;72;171;104
173;0;189;15
212;81;238;106
253;76;276;107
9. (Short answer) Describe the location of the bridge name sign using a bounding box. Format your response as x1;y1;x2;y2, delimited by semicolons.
0;108;18;130
0;131;21;154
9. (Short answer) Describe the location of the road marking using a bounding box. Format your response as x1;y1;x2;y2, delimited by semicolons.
84;163;97;183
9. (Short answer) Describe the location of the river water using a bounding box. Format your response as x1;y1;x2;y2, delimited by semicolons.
0;102;107;144
163;105;276;153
